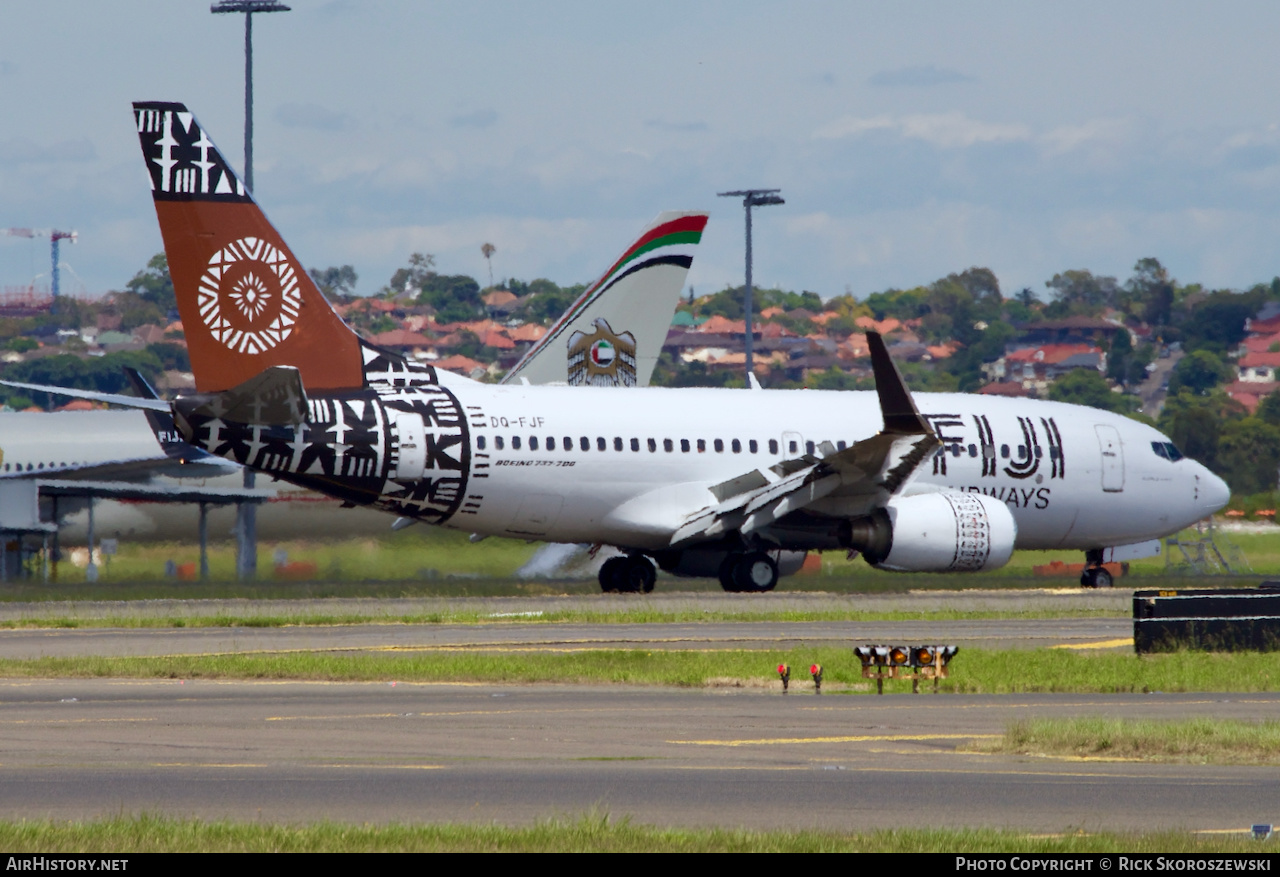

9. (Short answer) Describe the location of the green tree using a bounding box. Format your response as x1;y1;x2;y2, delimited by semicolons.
309;265;358;300
1044;269;1118;313
1216;417;1280;495
124;253;176;314
1157;390;1244;471
1168;349;1231;396
1048;368;1138;414
1124;257;1175;326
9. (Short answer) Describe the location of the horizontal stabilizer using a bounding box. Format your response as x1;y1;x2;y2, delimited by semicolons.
188;366;309;426
0;379;172;412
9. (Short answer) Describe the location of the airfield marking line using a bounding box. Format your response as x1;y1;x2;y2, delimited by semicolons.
1051;638;1134;650
797;698;1227;712
151;763;270;768
670;733;1001;746
0;717;156;725
266;706;676;721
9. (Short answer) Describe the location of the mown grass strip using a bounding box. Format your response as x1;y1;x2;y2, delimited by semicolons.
4;647;1280;694
0;606;1120;630
980;717;1280;764
0;813;1272;853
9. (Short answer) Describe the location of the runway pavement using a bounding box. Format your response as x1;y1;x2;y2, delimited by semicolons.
0;679;1275;831
0;617;1133;659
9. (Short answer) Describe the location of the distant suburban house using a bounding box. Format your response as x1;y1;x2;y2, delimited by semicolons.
985;343;1106;394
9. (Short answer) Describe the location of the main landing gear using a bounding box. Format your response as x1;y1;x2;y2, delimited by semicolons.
599;555;656;593
718;552;779;593
1080;549;1114;588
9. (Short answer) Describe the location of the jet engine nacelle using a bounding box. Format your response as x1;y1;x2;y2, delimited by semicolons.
840;492;1016;573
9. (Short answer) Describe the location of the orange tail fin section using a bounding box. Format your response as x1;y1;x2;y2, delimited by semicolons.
134;101;364;393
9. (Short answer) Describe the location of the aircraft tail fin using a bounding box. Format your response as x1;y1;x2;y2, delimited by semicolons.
503;210;709;387
133;102;368;394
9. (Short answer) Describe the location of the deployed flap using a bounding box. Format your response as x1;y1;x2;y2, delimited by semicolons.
189;365;309;426
668;332;939;547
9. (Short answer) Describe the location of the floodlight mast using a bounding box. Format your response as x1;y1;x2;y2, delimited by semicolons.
717;189;784;380
211;0;290;581
210;0;291;193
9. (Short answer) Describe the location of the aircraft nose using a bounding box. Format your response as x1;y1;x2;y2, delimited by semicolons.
1196;466;1230;515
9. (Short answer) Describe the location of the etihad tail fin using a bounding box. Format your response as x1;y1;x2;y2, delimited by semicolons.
133;102;366;394
502;210;709;387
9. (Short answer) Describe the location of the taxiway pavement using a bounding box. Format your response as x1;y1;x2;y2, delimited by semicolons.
0;679;1274;832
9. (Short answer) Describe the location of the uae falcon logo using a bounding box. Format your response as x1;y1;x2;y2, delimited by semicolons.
197;236;302;354
567;318;637;387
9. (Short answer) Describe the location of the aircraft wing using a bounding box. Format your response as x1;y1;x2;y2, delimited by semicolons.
669;332;939;548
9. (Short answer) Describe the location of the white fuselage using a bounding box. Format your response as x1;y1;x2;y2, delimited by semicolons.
426;381;1228;552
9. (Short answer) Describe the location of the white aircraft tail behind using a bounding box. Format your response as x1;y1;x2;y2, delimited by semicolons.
503;211;708;387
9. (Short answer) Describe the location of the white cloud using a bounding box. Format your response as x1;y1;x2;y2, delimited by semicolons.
814;113;1031;149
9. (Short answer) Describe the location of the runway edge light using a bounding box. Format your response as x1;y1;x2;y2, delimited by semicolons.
777;663;790;692
1252;825;1272;841
809;663;823;693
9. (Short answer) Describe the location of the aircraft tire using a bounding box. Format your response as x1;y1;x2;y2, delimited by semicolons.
599;557;628;593
718;556;742;593
1093;567;1114;588
735;552;779;593
622;556;656;594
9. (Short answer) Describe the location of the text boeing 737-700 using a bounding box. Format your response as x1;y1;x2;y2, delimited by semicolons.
12;102;1231;592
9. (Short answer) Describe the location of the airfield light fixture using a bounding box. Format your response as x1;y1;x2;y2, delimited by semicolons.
211;0;290;582
717;189;784;380
856;645;959;694
777;663;790;692
809;663;823;692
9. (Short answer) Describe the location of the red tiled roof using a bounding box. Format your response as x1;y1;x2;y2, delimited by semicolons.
1005;344;1102;365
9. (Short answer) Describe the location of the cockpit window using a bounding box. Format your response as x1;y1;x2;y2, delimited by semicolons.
1151;441;1184;462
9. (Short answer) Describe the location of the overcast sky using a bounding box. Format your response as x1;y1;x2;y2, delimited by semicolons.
4;1;1280;303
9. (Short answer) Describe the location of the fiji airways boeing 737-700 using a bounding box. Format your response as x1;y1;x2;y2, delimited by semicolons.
12;102;1232;592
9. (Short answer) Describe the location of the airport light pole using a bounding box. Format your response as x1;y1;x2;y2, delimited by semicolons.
212;0;290;580
210;0;290;193
717;189;784;380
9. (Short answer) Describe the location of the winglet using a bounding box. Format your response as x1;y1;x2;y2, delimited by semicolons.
866;331;932;435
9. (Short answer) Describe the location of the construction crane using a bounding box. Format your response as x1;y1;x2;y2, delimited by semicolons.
0;228;77;297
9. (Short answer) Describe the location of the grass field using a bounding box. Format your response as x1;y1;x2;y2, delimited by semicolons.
3;646;1279;694
0;813;1271;853
980;716;1280;764
9;522;1277;598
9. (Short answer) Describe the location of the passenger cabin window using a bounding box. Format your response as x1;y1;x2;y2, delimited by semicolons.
1001;444;1010;458
546;436;555;451
647;438;657;452
714;439;724;452
968;444;977;457
663;439;674;452
512;436;522;450
631;438;640;452
597;437;607;451
749;440;758;454
530;437;539;450
769;439;779;455
614;437;623;451
806;440;815;455
580;436;590;451
496;436;505;450
564;436;572;450
731;439;741;453
697;439;706;452
788;440;798;454
477;436;486;450
680;439;690;453
837;441;847;451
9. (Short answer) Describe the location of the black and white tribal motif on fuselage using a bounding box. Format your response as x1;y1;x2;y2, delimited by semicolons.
183;345;472;525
